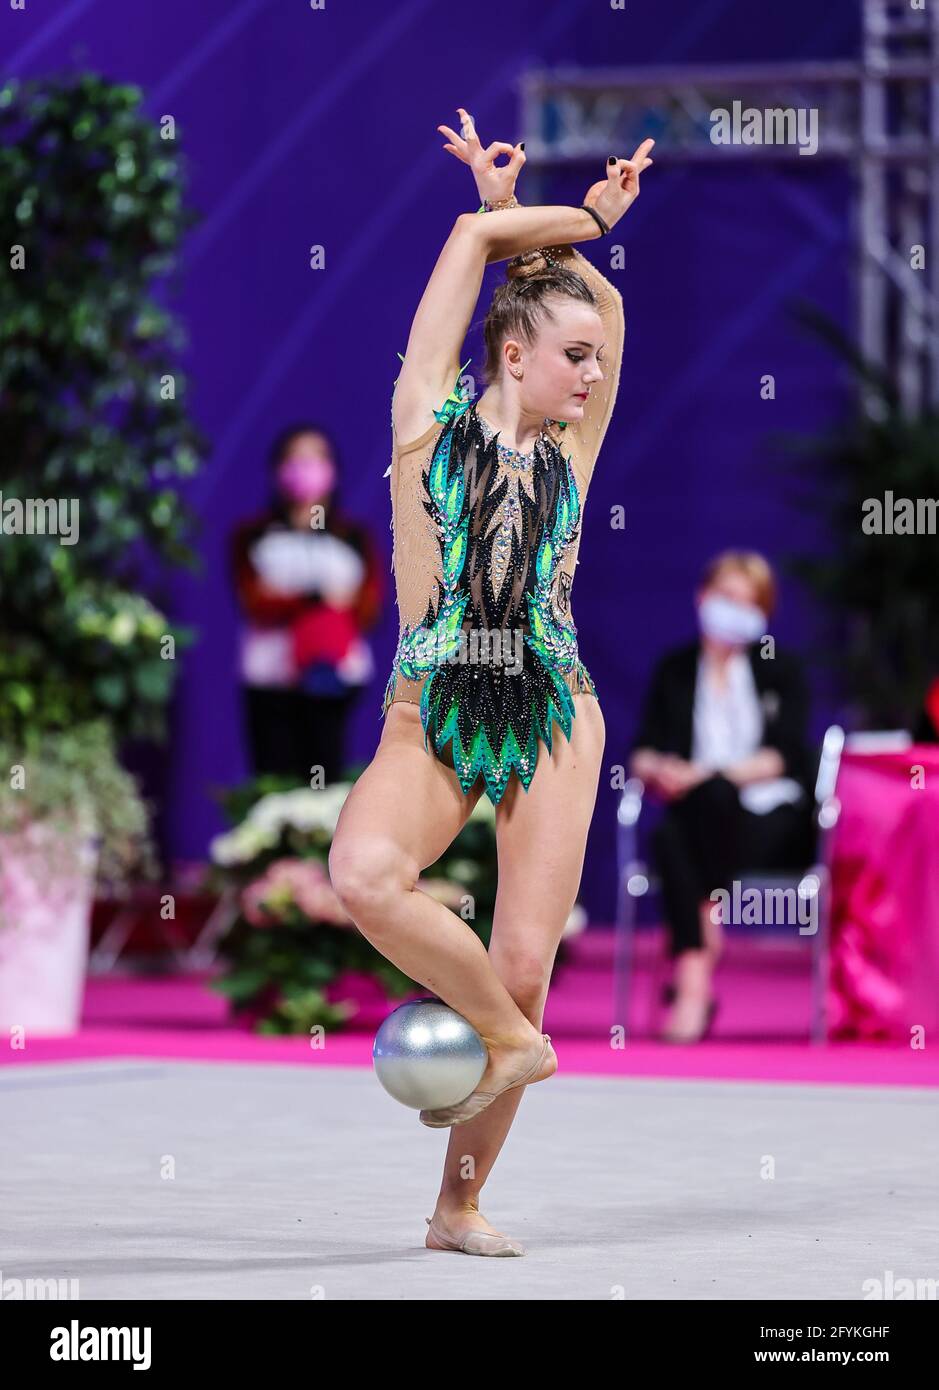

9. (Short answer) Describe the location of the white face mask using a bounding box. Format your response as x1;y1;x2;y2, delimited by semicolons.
698;593;765;645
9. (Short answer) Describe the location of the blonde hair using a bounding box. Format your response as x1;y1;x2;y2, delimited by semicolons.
700;550;778;618
481;251;597;386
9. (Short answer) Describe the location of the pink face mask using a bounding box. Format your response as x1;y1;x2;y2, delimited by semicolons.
277;453;336;504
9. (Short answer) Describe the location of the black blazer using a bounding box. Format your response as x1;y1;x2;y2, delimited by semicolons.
629;641;816;798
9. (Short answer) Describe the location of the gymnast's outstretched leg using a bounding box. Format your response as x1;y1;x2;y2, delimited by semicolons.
425;691;606;1251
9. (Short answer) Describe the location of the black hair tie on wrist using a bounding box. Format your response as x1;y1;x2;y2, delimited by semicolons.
579;204;610;237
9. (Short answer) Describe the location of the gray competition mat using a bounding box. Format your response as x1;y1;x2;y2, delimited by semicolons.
1;1059;936;1301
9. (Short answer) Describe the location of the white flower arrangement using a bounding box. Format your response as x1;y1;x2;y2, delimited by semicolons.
210;773;499;869
209;783;354;866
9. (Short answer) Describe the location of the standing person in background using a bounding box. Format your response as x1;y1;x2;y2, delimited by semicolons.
232;424;384;785
629;551;816;1043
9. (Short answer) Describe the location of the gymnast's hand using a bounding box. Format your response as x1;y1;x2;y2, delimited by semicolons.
582;138;655;230
437;106;526;206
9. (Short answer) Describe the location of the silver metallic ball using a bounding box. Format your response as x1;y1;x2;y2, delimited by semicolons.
373;997;487;1109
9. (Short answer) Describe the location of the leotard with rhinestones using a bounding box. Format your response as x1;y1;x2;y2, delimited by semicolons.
381;244;623;805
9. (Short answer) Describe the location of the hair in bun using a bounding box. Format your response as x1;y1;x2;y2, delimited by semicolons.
481;250;597;385
505;249;553;282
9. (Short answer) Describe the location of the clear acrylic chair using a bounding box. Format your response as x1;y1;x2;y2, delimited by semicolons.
612;725;846;1043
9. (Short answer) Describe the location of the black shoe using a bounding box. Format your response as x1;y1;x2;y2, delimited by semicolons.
701;995;719;1040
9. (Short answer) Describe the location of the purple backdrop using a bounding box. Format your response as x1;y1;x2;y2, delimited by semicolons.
4;0;859;920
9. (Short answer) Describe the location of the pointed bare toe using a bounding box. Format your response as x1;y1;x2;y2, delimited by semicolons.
419;1033;555;1129
424;1215;525;1257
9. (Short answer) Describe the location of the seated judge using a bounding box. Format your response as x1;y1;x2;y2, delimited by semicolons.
628;550;816;1043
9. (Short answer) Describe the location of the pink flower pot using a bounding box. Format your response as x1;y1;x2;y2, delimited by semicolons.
0;823;98;1036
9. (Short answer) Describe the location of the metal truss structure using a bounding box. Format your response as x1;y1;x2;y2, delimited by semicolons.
521;1;939;413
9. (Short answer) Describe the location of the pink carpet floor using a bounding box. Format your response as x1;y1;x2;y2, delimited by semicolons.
4;928;935;1087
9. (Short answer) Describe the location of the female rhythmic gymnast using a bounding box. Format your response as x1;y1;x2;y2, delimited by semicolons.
329;110;654;1256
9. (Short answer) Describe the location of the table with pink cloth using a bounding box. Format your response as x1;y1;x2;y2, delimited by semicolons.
828;746;939;1039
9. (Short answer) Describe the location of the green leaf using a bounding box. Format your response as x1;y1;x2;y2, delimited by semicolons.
211;969;270;1002
131;660;172;701
92;672;126;707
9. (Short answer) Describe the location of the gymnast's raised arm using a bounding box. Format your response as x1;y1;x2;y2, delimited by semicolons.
392;119;653;449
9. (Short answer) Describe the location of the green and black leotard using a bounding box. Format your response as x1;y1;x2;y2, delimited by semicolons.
381;244;624;805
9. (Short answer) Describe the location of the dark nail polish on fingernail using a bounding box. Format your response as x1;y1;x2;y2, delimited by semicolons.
608;156;616;164
520;142;525;150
